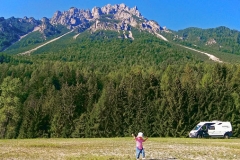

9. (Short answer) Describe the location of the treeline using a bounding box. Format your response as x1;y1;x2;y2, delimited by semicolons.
1;61;240;138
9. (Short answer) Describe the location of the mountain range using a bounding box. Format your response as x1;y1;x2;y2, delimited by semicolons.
1;3;240;63
0;4;165;51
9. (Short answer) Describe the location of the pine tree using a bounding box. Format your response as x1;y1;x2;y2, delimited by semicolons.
0;77;22;138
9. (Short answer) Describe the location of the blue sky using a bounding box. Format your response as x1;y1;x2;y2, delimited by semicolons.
0;0;239;31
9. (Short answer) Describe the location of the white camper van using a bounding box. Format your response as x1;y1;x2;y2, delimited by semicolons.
189;121;232;138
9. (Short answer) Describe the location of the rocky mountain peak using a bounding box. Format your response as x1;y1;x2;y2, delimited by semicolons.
49;3;163;34
69;7;78;15
92;7;103;19
99;3;143;19
40;17;52;33
0;4;167;51
0;17;4;21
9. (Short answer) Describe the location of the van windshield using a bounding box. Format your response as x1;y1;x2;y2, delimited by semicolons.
193;125;201;130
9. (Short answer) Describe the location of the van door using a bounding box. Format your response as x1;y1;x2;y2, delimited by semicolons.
215;123;229;136
213;125;222;136
208;125;216;137
205;123;215;137
201;125;209;137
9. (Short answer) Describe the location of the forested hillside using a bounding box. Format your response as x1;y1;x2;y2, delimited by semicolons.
171;26;240;55
1;31;240;139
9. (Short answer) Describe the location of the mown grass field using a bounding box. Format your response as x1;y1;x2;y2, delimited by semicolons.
0;138;239;160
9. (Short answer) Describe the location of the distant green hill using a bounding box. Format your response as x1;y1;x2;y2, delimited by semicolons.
168;26;240;55
10;29;214;65
4;27;240;64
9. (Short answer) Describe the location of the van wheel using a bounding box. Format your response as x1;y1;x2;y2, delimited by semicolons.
224;134;229;139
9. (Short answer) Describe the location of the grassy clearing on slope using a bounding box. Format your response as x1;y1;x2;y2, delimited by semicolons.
0;138;240;160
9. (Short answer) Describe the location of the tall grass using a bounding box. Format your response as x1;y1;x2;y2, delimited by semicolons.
0;138;239;159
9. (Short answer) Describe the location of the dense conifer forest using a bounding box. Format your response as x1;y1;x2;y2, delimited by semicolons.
0;30;240;138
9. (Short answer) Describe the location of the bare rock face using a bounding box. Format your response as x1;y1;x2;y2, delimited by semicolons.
115;10;132;20
129;6;142;18
101;4;118;14
90;19;117;32
40;17;50;31
39;17;60;39
49;3;164;35
51;11;62;24
50;7;92;29
18;16;39;26
81;10;92;20
92;7;103;19
69;7;78;17
206;38;217;45
141;20;161;33
0;27;4;32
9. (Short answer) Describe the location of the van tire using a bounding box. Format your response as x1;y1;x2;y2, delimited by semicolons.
197;134;202;138
224;133;229;139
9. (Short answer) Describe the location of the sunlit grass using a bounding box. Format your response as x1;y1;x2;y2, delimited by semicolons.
0;138;240;159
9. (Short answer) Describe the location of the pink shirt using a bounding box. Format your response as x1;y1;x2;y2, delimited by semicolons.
135;137;144;149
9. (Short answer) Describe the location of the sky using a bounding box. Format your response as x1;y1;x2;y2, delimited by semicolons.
0;0;239;31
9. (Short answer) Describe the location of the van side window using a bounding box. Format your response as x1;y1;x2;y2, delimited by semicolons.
209;126;215;130
222;126;229;128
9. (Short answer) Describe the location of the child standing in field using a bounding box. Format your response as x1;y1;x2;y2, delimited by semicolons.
132;132;148;160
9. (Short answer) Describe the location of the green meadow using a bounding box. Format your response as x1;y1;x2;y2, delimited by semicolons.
0;138;239;160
